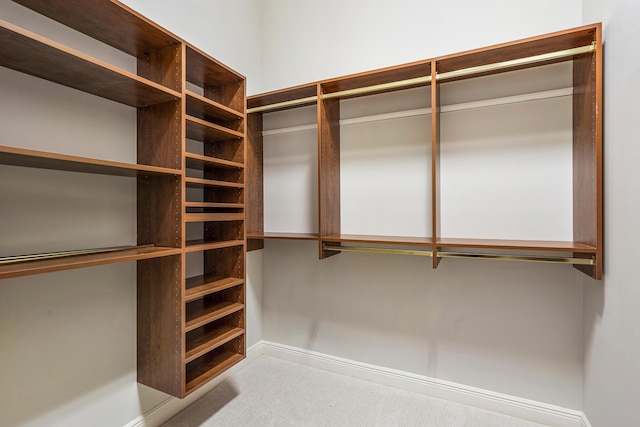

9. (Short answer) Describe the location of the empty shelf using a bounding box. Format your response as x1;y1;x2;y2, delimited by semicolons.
185;275;244;302
322;234;433;246
185;152;244;170
185;301;244;332
186;91;244;122
0;145;181;177
185;213;245;222
185;326;244;363
185;351;244;395
185;240;245;253
185;177;244;189
247;232;319;241
186;116;244;142
0;21;181;107
185;202;245;209
435;238;597;252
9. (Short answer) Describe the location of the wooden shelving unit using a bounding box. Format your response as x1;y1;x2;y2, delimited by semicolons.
246;23;603;279
1;0;246;398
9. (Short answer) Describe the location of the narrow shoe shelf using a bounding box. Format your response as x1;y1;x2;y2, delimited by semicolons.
185;177;244;189
186;116;244;141
185;240;245;253
185;326;244;363
185;350;244;395
185;276;244;302
185;201;245;209
185;301;244;332
185;152;244;170
185;213;245;222
186;91;244;123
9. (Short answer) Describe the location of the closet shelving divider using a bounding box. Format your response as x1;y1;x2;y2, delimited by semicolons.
182;44;247;396
1;0;247;397
246;23;603;279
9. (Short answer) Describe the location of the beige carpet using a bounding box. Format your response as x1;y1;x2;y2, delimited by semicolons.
163;356;549;427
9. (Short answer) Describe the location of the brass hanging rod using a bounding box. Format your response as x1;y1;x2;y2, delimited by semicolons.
322;245;594;266
436;43;596;81
324;245;434;257
247;95;318;114
321;76;433;100
247;43;595;115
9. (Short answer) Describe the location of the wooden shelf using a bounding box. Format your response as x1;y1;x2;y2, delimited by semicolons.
186;115;244;142
185;351;244;395
185;276;244;302
0;145;181;177
186;45;244;90
248;232;318;241
185;326;244;363
185;213;244;223
185;152;244;170
185;240;245;253
0;246;181;280
0;21;181;107
12;0;179;56
186;91;244;122
185;301;244;332
185;177;244;189
435;238;597;253
322;234;433;246
186;201;245;209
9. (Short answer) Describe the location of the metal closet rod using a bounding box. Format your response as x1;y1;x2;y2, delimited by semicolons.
322;245;595;266
247;43;595;114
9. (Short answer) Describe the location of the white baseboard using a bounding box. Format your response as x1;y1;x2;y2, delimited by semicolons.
124;342;264;427
127;340;593;427
262;341;587;427
580;412;593;427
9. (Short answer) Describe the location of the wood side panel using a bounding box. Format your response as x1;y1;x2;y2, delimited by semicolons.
572;24;603;279
137;255;183;397
318;85;341;259
138;100;182;169
246;113;265;251
137;175;182;248
431;62;441;269
137;44;182;91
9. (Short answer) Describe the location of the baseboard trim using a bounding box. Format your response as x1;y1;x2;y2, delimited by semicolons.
125;341;264;427
262;341;586;427
580;412;593;427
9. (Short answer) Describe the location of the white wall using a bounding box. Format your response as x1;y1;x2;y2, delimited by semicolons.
259;0;587;410
0;1;262;426
581;0;640;426
260;0;582;92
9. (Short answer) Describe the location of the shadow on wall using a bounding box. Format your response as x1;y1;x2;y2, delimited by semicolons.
261;239;588;407
0;263;146;427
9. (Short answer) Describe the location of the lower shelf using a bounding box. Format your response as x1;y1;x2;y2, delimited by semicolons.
185;326;244;363
0;246;181;279
185;346;245;395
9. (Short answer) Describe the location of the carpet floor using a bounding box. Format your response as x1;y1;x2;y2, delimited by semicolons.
163;356;549;427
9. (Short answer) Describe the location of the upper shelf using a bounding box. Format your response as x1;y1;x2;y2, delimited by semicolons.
0;20;181;107
0;145;182;177
12;0;180;56
185;45;244;89
186;91;244;123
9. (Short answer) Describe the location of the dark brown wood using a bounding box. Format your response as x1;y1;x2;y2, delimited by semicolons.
186;45;245;88
318;85;341;259
0;145;180;177
13;0;180;56
137;43;182;92
431;61;441;269
186;91;244;128
572;24;603;279
185;152;244;170
185;325;244;363
185;240;245;252
137;255;184;397
185;213;244;222
185;177;244;189
138;100;183;169
185;348;244;395
186;116;244;141
138;175;182;248
185;276;244;302
0;22;181;107
186;201;244;209
246;113;265;251
185;301;244;332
